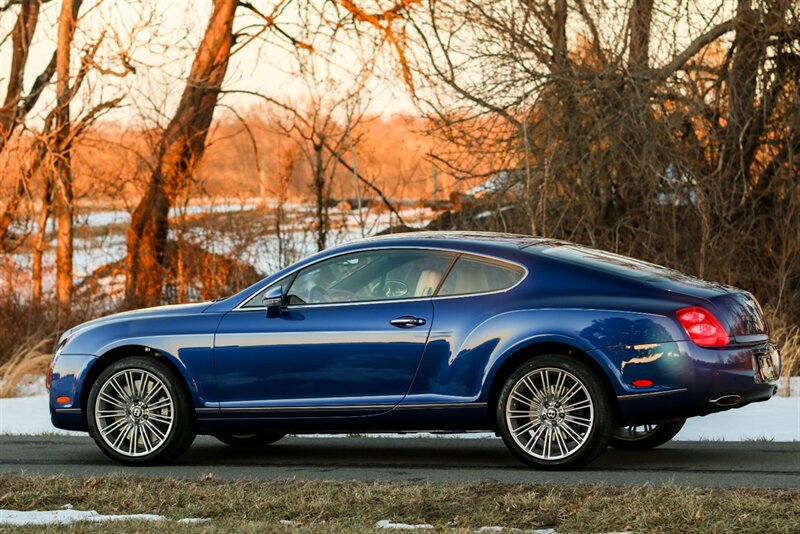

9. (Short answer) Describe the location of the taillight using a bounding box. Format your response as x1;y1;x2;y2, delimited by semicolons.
676;306;730;347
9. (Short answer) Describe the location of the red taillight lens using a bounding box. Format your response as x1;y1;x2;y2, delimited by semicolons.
676;306;730;347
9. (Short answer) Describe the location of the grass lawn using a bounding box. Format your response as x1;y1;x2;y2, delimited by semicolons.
0;474;798;532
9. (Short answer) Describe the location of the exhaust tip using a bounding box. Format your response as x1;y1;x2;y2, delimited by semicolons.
709;394;742;407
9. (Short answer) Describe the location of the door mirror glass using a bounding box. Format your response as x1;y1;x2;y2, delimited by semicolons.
262;285;284;317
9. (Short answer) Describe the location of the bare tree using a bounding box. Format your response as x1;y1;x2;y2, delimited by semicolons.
407;0;800;324
125;0;237;308
0;0;51;246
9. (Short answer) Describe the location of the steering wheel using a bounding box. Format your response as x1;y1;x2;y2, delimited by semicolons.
309;286;331;303
384;280;409;299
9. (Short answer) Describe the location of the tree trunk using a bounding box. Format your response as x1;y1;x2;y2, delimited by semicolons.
628;0;653;72
0;0;41;246
52;0;81;317
0;0;40;152
719;0;763;204
125;0;237;308
312;138;328;252
32;177;53;303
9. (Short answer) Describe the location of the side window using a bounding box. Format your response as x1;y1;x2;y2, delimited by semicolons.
437;256;524;296
285;249;455;305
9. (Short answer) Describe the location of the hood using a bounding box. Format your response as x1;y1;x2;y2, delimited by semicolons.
60;301;212;343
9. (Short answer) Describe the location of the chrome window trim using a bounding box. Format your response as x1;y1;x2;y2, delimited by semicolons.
233;245;529;311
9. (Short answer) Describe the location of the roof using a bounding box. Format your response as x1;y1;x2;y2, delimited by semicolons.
359;231;559;249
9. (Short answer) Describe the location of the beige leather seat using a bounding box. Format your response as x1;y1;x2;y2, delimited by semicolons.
451;264;491;294
415;270;442;297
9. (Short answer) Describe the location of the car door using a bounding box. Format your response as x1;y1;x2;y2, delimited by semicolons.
213;248;456;416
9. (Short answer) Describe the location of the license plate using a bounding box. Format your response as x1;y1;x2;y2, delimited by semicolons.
756;351;778;382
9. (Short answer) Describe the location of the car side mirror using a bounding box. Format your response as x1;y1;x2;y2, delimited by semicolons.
262;286;284;318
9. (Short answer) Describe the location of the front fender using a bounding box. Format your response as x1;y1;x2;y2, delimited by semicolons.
59;312;224;408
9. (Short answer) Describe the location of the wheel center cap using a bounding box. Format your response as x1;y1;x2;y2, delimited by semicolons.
130;406;143;418
546;408;558;420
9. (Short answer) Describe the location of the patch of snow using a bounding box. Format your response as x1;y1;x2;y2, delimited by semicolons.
177;517;209;524
674;396;800;441
376;519;434;530
476;527;522;532
0;395;83;436
10;375;47;398
0;509;165;525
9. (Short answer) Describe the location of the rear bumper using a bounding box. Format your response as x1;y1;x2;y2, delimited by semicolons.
595;340;780;425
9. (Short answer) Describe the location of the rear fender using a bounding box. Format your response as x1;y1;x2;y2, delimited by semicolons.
476;308;683;400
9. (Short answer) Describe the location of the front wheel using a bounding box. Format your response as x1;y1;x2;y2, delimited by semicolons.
609;418;686;451
87;356;196;465
497;355;614;469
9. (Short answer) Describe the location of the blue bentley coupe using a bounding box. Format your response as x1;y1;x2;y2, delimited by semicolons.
48;232;780;468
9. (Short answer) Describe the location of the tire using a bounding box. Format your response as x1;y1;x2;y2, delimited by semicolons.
609;418;686;451
496;355;614;469
87;356;196;466
213;432;286;447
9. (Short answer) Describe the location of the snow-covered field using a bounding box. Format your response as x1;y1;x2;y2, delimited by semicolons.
4;200;437;300
1;394;798;441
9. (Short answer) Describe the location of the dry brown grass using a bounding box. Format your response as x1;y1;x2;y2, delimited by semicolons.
772;319;800;377
0;333;53;397
0;474;798;533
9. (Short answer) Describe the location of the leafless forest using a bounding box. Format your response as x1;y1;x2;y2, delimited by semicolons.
1;0;798;391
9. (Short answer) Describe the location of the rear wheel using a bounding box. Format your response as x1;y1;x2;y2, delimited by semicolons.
213;432;286;447
497;355;613;469
87;356;196;465
610;418;686;450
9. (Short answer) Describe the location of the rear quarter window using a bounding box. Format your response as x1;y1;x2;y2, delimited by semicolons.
438;256;524;296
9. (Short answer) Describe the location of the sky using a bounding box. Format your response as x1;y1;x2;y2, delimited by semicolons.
0;0;417;129
1;0;742;130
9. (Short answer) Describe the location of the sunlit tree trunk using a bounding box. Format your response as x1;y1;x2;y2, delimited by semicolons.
32;178;52;304
0;0;40;246
126;0;237;308
52;0;81;317
312;137;329;252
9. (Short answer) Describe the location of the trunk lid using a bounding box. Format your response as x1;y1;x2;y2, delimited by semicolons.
706;291;770;342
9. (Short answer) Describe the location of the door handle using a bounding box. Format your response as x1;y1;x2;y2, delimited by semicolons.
390;316;427;328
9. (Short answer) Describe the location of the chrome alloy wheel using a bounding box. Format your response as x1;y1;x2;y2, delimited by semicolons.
505;367;594;461
614;423;660;441
93;369;174;457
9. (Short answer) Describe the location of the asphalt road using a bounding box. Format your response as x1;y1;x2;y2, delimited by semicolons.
0;435;798;488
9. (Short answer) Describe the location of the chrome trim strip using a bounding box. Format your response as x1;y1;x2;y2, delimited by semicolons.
219;404;391;412
195;407;219;413
395;402;487;410
54;408;81;413
617;388;688;400
214;402;488;413
234;245;529;311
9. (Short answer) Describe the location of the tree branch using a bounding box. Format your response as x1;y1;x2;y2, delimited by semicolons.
653;19;734;79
